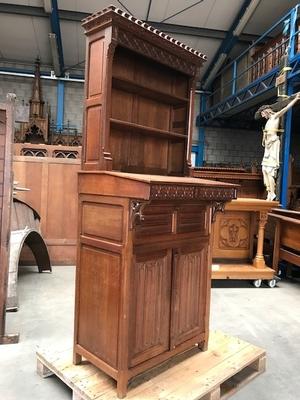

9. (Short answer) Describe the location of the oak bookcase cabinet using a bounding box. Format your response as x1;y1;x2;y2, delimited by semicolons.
74;6;237;398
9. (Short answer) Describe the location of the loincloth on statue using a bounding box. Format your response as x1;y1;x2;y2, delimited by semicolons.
262;165;278;178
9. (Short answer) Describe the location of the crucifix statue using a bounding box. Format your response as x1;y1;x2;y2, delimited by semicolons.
255;92;300;201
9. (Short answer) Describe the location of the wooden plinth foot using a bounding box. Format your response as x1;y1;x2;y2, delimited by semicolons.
253;355;266;373
72;391;82;400
73;352;82;365
198;340;208;351
117;373;129;399
208;387;221;400
37;358;53;378
0;333;19;344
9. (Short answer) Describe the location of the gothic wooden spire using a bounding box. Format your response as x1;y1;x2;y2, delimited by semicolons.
30;58;44;118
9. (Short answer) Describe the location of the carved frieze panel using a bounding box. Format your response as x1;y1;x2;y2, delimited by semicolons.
150;184;237;202
118;29;198;76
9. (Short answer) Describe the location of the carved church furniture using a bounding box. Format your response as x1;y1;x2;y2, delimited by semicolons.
13;149;80;264
270;208;300;273
192;167;265;199
74;171;237;397
14;142;82;159
14;59;82;146
6;198;51;311
16;59;49;144
74;6;237;398
212;198;279;287
0;102;19;344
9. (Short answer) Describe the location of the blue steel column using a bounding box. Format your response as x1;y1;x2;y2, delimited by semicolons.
56;80;65;130
280;7;298;207
232;61;237;95
280;84;293;207
50;0;64;76
288;5;298;59
197;93;206;166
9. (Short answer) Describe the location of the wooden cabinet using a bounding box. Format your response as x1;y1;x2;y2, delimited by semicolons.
0;102;18;344
74;172;236;397
74;6;237;398
192;167;265;199
270;209;300;273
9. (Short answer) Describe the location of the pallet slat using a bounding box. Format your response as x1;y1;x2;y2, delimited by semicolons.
36;331;266;400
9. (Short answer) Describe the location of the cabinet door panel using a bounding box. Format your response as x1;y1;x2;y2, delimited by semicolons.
170;243;208;348
129;249;172;367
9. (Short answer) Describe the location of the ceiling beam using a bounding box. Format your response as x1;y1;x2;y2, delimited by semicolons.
202;0;261;88
48;1;65;76
160;0;205;23
148;21;258;42
145;0;152;21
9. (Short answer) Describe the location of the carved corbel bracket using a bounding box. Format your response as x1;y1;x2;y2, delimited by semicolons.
130;200;149;229
211;201;226;223
259;210;268;224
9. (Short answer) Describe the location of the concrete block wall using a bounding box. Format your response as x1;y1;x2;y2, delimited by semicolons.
0;73;84;131
202;126;264;167
291;131;300;168
64;82;84;131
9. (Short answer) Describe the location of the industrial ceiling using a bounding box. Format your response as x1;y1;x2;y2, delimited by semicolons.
0;0;299;85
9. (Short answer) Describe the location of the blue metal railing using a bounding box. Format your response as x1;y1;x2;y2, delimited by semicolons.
201;4;300;122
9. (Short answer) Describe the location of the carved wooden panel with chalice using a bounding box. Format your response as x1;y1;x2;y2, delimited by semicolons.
212;211;254;260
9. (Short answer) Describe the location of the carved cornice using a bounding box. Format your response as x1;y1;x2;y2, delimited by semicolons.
82;5;206;63
150;184;237;202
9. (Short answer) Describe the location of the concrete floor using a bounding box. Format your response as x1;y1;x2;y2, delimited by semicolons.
1;266;300;400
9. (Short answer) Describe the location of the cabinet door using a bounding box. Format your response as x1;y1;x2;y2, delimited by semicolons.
129;249;172;367
170;243;209;349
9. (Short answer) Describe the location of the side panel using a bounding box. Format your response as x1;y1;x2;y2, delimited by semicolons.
0;105;13;336
77;245;120;367
74;193;129;370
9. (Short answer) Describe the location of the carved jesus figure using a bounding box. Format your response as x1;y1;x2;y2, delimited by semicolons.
255;92;300;201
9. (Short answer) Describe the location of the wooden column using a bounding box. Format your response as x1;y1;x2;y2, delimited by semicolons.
253;210;268;268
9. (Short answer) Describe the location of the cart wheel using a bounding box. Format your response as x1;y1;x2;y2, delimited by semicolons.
253;279;262;288
266;279;277;288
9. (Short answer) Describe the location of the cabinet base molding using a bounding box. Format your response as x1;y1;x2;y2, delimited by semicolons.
37;331;266;400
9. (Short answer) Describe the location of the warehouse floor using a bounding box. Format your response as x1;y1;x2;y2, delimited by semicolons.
1;265;299;400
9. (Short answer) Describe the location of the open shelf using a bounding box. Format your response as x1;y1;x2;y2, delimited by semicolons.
112;76;189;105
110;118;188;141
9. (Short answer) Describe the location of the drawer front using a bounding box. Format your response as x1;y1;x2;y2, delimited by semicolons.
177;204;208;235
134;204;173;236
134;203;209;239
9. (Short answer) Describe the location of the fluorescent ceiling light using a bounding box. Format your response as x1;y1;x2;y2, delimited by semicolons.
49;33;60;76
43;0;52;13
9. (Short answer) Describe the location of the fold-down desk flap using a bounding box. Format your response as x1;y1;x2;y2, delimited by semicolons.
79;171;238;202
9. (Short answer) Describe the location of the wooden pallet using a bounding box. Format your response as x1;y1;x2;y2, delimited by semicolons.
36;331;266;400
